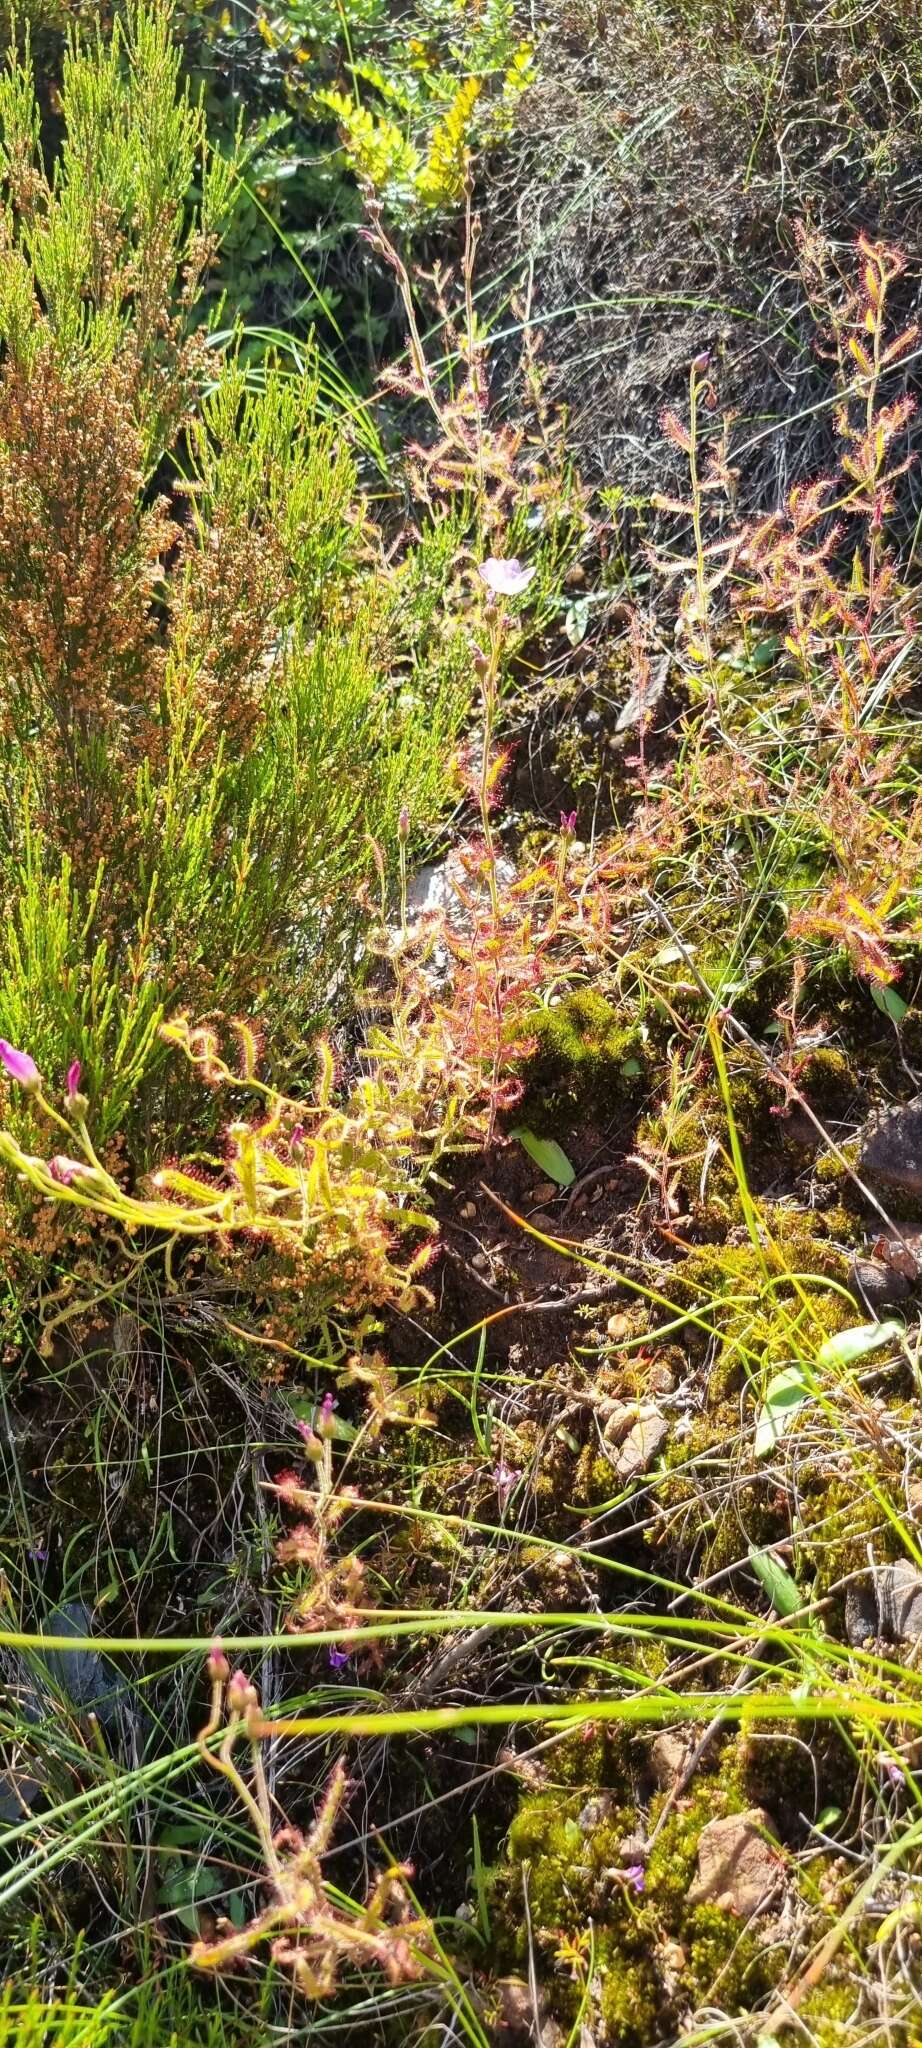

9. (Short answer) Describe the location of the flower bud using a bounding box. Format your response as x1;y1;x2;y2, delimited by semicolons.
226;1667;252;1714
316;1391;337;1440
207;1638;230;1684
0;1041;40;1092
398;805;410;843
49;1156;88;1186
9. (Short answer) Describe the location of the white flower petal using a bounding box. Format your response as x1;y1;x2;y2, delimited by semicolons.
478;556;537;598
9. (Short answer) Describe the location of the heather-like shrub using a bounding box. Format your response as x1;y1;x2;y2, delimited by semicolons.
0;3;480;1157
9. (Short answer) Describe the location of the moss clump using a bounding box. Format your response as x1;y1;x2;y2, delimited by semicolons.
495;1762;789;2044
525;989;645;1108
795;1467;902;1608
799;1046;856;1118
664;1216;852;1386
633;1057;783;1214
779;1978;860;2045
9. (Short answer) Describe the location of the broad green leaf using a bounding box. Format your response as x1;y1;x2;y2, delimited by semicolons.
510;1127;576;1187
750;635;780;670
815;1320;903;1370
754;1365;812;1458
870;981;908;1024
748;1544;801;1616
564;594;590;645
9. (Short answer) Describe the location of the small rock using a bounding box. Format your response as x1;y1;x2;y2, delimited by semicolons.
656;1938;687;1997
649;1730;688;1789
615;1407;668;1481
471;1251;490;1273
859;1097;922;1205
0;1767;40;1823
496;1978;561;2044
687;1808;783;1917
846;1561;922;1646
495;1978;534;2039
647;1362;676;1397
849;1255;913;1313
459;1200;477;1221
532;1182;559;1207
602;1401;639;1449
578;1791;618;1830
871;1231;922;1281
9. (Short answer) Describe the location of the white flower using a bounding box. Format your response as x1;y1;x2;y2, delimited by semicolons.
478;556;536;598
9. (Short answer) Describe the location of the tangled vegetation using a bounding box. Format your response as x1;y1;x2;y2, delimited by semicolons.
3;3;922;2046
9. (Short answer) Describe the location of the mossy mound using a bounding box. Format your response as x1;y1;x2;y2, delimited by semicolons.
525;989;647;1110
493;1750;790;2045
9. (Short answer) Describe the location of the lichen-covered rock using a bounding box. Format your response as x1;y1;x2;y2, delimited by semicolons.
848;1254;914;1313
615;1408;668;1481
859;1097;922;1205
686;1808;783;1916
845;1561;922;1646
649;1730;689;1789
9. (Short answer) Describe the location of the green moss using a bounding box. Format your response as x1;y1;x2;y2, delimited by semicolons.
800;1046;856;1116
779;1977;859;2045
795;1468;901;1606
816;1136;861;1187
525;989;646;1108
665;1216;851;1378
496;1755;788;2044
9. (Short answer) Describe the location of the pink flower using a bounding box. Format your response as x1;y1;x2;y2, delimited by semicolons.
0;1040;40;1090
296;1419;323;1461
316;1391;337;1439
560;810;577;835
493;1460;520;1506
48;1156;87;1185
66;1060;81;1101
478;557;536;599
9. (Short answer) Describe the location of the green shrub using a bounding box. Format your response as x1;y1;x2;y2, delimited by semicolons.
0;2;477;1158
171;0;530;332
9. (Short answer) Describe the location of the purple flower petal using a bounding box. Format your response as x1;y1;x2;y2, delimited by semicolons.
66;1060;82;1101
328;1646;350;1670
493;1460;520;1506
478;557;536;599
0;1040;40;1089
49;1155;87;1185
